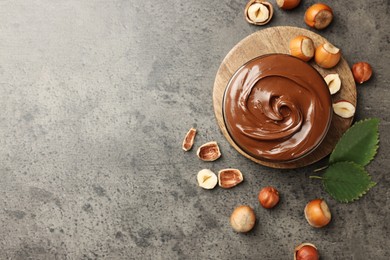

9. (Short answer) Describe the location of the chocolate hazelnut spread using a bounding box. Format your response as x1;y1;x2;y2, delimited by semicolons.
223;54;332;162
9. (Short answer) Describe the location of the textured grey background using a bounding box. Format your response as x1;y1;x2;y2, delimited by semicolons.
0;0;389;259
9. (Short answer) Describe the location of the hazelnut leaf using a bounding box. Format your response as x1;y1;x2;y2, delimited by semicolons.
329;118;379;166
322;161;376;203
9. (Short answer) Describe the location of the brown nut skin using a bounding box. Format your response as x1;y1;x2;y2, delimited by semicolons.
304;3;333;30
258;187;280;209
277;0;301;10
230;205;256;233
352;62;373;84
315;43;341;69
304;199;331;228
294;243;319;260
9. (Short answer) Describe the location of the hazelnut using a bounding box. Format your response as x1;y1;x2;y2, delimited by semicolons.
276;0;301;10
324;73;341;95
315;43;341;69
304;199;331;228
218;168;244;189
258;186;280;209
197;169;218;190
230;205;256;233
294;243;319;260
289;35;315;62
182;127;197;151
304;3;333;30
333;100;355;118
245;0;273;25
352;62;373;84
196;141;221;161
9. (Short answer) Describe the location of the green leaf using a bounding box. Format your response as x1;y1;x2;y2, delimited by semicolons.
329;118;379;166
322;161;376;203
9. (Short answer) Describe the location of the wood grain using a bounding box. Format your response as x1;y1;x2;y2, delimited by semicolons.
213;26;357;169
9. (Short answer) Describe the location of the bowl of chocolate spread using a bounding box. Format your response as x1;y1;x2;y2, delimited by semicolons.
223;54;332;163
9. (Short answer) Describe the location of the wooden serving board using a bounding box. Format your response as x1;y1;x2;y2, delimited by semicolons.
213;26;357;169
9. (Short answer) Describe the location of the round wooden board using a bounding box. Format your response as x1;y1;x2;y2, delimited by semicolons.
213;26;357;169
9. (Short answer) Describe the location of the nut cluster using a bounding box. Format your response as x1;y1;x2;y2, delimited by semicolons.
289;36;341;69
184;1;375;257
288;34;360;119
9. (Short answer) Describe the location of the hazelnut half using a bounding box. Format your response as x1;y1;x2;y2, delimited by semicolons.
333;100;355;118
197;169;218;190
276;0;301;10
230;205;256;233
289;35;315;62
218;168;244;189
182;127;197;151
245;0;274;25
304;3;333;30
315;43;341;69
304;199;331;228
258;186;280;209
294;243;319;260
352;62;373;84
324;73;341;95
196;141;221;161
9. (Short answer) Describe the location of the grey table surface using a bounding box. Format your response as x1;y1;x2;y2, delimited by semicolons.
0;0;389;259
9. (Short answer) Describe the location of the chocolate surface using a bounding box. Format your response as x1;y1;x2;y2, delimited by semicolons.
223;54;332;162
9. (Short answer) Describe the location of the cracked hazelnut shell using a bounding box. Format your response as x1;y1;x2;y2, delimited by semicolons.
182;127;197;151
196;141;221;161
245;0;274;26
218;169;243;188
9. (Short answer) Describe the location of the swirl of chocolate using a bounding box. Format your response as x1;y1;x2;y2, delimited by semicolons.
223;54;332;162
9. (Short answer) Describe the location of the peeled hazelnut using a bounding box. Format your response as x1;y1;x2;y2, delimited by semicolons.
258;186;280;209
245;0;273;25
352;62;373;84
197;169;218;189
276;0;301;10
294;243;319;260
230;205;256;233
333;100;355;118
324;74;341;95
218;169;243;189
197;141;221;161
315;43;341;69
182;127;197;151
289;35;315;62
304;3;333;30
304;199;331;228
